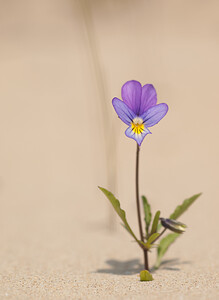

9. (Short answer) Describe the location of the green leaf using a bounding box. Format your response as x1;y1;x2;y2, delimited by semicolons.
99;187;140;244
157;193;202;232
142;195;152;237
120;223;130;234
145;233;160;249
155;193;202;268
150;210;160;236
155;233;179;269
169;193;202;220
139;232;160;250
140;270;154;281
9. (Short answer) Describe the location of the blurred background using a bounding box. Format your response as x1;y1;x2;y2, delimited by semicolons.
0;0;218;296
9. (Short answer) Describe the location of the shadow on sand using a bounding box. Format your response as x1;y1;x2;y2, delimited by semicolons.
95;258;191;275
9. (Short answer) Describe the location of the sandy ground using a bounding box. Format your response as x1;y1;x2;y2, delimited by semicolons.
0;0;219;299
0;194;218;299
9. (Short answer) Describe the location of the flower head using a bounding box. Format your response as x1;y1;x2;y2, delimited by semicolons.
112;80;168;146
160;218;187;234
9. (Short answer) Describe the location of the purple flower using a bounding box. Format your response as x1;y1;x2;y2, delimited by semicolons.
112;80;168;146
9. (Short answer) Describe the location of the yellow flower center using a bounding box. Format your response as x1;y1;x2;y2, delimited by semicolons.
131;117;144;135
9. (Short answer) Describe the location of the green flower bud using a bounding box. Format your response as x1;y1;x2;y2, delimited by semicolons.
160;218;187;234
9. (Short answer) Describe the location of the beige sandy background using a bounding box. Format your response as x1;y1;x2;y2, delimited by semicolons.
0;0;219;299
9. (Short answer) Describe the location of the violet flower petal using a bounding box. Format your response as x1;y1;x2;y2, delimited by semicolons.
141;103;168;127
121;80;142;115
125;126;151;146
112;97;136;125
139;84;157;115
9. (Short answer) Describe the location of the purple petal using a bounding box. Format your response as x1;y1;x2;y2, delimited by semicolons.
141;103;168;127
112;98;136;125
121;80;142;115
125;126;151;146
139;84;157;115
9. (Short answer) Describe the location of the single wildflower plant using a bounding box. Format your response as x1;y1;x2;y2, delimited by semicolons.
99;80;201;281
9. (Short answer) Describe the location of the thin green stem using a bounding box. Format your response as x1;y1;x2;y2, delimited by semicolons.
136;144;149;270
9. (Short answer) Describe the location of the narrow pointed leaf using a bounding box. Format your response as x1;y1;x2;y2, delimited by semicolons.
120;223;130;233
150;210;160;236
157;193;202;232
155;193;201;268
145;233;160;249
142;195;152;237
139;232;160;250
147;232;160;245
155;233;179;269
169;193;202;220
99;187;139;244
